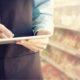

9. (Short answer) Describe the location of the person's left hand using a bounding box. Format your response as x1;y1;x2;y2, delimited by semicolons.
16;31;49;52
16;37;49;52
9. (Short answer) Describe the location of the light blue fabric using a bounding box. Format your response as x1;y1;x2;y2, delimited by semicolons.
32;0;53;34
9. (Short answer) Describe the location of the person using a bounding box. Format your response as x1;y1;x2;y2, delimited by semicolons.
0;0;53;80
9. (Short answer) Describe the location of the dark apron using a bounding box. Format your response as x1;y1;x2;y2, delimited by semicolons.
0;0;42;79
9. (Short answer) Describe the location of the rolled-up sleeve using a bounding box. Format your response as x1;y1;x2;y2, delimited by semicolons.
32;0;54;35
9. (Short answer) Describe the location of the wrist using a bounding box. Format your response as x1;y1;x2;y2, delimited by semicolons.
35;30;50;35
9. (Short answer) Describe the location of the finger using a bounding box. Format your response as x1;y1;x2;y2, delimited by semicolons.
31;46;43;52
16;40;31;47
34;44;47;50
28;39;49;45
32;43;47;52
3;28;14;38
0;33;8;38
25;45;43;52
0;24;14;37
16;40;46;52
16;40;39;52
19;40;47;47
17;39;48;50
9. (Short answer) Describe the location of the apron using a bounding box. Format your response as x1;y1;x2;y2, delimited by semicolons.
0;0;42;79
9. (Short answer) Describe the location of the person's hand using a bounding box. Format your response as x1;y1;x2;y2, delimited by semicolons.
16;30;50;52
16;38;49;52
0;24;14;38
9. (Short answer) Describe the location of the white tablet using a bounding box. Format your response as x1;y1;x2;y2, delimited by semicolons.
0;35;50;44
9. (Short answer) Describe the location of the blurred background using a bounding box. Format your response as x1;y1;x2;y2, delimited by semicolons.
41;0;80;80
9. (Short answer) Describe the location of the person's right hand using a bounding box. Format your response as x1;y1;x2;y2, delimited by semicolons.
0;24;14;38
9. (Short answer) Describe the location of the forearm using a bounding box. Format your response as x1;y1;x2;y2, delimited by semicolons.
34;30;51;36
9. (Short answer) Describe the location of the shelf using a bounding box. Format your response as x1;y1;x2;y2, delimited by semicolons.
49;41;80;58
40;54;80;80
55;25;80;33
41;60;71;80
54;1;80;8
40;55;72;79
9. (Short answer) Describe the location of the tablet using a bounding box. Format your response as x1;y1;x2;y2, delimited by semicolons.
0;35;50;44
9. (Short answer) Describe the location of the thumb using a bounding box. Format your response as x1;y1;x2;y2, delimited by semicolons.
0;24;14;37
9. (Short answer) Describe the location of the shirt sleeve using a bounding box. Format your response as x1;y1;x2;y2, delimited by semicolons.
32;0;54;35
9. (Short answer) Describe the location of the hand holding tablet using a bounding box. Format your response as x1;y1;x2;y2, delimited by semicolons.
0;35;50;44
0;24;14;38
0;24;50;45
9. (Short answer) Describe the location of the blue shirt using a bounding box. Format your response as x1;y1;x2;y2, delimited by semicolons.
32;0;53;35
